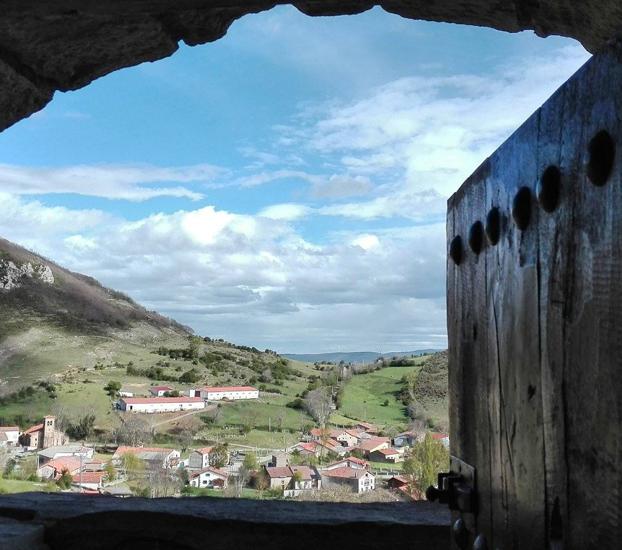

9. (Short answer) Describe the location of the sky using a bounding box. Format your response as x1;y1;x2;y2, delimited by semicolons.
0;6;590;353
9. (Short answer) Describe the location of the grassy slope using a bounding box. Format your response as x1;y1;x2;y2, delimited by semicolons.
340;366;415;427
338;353;448;431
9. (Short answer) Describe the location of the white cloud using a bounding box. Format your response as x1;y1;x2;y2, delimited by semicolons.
0;163;225;201
351;234;380;251
277;44;591;197
259;203;312;221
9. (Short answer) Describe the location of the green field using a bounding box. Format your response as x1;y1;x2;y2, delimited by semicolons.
0;478;58;494
339;366;417;428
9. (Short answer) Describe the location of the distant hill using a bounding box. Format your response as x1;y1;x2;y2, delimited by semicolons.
283;349;442;364
0;236;189;336
0;236;192;391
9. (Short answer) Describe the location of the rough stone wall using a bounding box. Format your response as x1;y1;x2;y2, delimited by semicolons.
0;1;621;133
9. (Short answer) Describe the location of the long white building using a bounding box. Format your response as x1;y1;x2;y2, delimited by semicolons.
119;396;206;413
189;385;259;401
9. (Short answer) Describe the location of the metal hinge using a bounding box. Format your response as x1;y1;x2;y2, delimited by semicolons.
426;455;477;514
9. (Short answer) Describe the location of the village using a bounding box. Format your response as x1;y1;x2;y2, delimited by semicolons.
0;382;449;501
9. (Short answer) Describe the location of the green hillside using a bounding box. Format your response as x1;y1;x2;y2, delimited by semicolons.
0;235;448;449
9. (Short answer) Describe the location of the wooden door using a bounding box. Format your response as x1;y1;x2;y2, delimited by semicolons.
447;43;621;549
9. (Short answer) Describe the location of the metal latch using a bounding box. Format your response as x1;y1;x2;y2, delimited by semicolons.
426;456;477;514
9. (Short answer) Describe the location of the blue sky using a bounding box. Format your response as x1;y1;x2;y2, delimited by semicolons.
0;7;590;352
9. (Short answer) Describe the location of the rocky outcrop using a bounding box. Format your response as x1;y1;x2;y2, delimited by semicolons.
0;259;54;290
0;1;621;133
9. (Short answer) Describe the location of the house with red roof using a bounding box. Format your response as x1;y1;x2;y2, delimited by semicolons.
387;475;425;500
188;385;259;401
354;437;390;458
265;465;321;495
355;421;379;434
369;447;404;463
72;470;107;491
188;466;229;489
37;456;82;480
309;427;360;448
320;465;375;494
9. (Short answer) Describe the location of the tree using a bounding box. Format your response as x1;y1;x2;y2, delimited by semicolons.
179;368;200;383
114;417;151;446
56;469;73;489
66;413;96;440
403;433;449;496
120;452;145;484
304;388;332;426
209;443;229;468
242;453;258;472
104;461;116;482
103;380;122;398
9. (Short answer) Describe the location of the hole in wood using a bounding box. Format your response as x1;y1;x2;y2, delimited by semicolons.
485;207;501;245
512;187;532;231
468;221;484;254
587;130;615;186
449;236;463;265
538;165;561;212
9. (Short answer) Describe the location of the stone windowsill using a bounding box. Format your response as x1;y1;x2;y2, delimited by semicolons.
0;492;450;549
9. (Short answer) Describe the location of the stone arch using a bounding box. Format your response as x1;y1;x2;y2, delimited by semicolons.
1;1;621;134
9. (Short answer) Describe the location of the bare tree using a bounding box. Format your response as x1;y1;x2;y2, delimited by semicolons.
114;417;151;446
304;388;332;426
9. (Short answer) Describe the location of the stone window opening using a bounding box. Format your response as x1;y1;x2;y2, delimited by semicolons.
0;3;621;550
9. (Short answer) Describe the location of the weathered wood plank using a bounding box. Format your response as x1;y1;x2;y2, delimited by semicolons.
448;42;622;549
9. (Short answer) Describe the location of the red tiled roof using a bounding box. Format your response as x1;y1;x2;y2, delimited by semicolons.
150;386;173;392
356;421;377;430
121;397;204;404
295;442;317;453
322;467;371;480
431;433;449;440
190;466;228;479
43;457;82;473
377;448;400;456
73;471;106;484
203;386;258;393
266;466;293;479
356;437;390;451
389;475;409;483
0;426;19;432
24;423;44;435
194;447;213;455
290;466;314;480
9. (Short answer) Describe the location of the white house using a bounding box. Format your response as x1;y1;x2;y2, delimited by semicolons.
119;388;134;398
119;396;205;413
188;466;228;489
0;426;20;447
71;470;106;491
149;385;174;397
188;386;259;401
320;466;375;494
